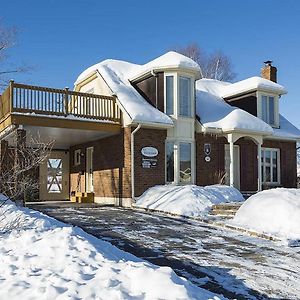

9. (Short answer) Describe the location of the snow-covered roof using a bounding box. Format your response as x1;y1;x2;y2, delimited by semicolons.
221;76;287;98
273;115;300;140
75;59;173;126
196;79;273;135
128;51;201;81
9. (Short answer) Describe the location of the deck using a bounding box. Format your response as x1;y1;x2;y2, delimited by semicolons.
0;81;122;133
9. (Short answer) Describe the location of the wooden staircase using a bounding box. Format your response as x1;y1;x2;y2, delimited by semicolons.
70;192;94;203
210;202;243;218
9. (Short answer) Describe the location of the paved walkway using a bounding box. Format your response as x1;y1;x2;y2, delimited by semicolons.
28;203;300;300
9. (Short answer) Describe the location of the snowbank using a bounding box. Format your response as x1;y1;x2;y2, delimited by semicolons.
135;185;244;217
0;199;225;300
230;189;300;244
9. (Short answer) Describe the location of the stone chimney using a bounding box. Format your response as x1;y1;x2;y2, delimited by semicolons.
261;60;277;82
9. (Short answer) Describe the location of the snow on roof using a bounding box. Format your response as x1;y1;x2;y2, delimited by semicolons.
273;115;300;140
221;76;287;98
128;51;201;80
75;59;173;126
196;79;273;134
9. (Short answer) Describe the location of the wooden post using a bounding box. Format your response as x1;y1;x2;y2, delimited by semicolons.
9;80;14;113
64;87;69;116
257;142;262;191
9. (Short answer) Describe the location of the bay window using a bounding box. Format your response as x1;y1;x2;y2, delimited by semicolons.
166;142;175;183
261;148;280;184
166;76;174;115
179;76;192;117
179;142;192;183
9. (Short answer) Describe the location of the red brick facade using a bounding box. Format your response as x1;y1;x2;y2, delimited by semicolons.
69;126;167;200
134;128;167;197
70;127;132;199
195;133;227;186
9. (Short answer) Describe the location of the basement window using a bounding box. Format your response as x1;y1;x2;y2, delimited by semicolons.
261;148;280;184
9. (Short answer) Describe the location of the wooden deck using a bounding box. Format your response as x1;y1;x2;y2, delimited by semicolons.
0;81;122;132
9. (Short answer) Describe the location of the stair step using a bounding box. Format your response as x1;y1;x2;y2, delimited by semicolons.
210;210;237;216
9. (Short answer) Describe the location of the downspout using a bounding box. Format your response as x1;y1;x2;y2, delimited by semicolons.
131;124;142;201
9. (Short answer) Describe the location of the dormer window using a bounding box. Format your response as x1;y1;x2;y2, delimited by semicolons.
257;92;279;128
262;95;275;126
179;76;192;117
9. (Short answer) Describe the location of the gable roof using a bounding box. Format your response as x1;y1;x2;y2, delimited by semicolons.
221;76;287;98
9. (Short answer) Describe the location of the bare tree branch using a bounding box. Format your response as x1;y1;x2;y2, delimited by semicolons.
173;43;236;82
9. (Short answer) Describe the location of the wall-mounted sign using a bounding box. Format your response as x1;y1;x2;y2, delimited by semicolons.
141;146;158;158
204;143;211;156
205;156;211;162
142;158;157;168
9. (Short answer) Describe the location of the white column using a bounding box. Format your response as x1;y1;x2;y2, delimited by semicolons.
229;141;234;187
257;142;262;191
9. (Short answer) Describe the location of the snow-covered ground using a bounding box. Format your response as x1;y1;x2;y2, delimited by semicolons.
0;198;225;300
229;188;300;245
135;184;244;217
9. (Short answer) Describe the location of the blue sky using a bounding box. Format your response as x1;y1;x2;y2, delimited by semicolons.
2;0;300;127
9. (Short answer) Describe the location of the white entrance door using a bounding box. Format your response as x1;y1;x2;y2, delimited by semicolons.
86;147;94;192
39;151;69;200
225;144;240;189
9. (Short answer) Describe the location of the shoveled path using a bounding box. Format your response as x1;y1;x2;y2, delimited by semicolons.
28;203;300;300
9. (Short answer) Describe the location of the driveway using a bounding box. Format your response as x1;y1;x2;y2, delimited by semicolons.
28;203;300;300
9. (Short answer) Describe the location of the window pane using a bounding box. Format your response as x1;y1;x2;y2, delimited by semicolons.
166;76;174;115
265;150;271;164
265;166;271;182
166;142;174;182
262;96;268;123
179;77;191;117
269;97;275;125
47;158;62;193
180;143;191;183
272;151;278;182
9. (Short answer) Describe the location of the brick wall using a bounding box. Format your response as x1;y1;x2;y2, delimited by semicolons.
235;138;258;191
263;139;297;188
134;128;167;197
196;133;227;186
70;127;132;199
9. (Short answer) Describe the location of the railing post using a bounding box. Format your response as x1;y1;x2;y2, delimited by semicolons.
64;87;69;116
9;80;14;112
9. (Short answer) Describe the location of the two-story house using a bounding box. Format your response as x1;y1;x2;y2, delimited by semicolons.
0;52;299;205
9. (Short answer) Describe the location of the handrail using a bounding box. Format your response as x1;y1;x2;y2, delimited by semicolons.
0;81;122;123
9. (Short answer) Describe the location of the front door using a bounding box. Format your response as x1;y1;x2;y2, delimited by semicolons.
86;147;94;192
39;151;70;200
225;144;240;189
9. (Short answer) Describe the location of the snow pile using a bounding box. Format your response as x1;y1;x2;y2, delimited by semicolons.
196;80;273;134
221;76;287;98
0;199;225;300
230;189;300;244
135;184;244;217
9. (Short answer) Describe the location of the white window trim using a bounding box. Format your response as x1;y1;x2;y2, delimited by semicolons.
261;147;280;185
164;72;195;119
256;91;279;128
165;138;195;185
74;149;81;166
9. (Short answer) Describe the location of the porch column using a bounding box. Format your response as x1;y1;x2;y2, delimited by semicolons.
257;142;262;191
229;140;234;187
